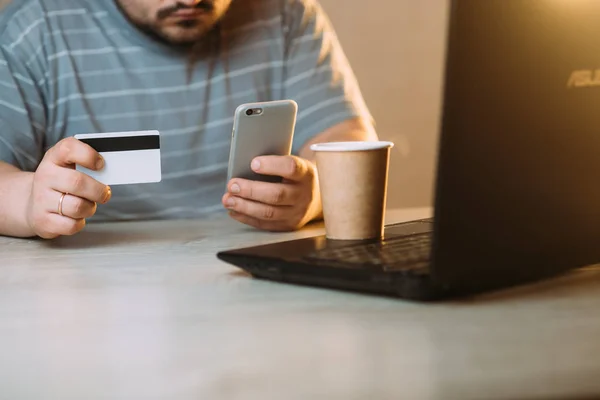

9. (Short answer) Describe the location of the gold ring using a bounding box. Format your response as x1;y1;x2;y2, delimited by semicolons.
58;192;67;216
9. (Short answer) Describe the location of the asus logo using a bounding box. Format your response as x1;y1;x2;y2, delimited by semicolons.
567;69;600;88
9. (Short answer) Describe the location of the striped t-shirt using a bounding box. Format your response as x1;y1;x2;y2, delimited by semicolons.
0;0;372;221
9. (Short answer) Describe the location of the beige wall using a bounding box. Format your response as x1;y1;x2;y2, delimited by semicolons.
318;0;449;208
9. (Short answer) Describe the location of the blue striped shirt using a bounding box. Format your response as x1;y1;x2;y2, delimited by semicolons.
0;0;372;221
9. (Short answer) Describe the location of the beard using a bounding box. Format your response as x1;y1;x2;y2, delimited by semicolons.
116;0;231;46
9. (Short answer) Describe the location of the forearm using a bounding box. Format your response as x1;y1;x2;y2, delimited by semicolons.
0;161;35;238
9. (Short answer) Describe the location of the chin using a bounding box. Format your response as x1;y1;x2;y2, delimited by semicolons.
159;24;215;45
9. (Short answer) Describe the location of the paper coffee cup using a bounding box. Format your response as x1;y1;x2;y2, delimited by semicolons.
310;141;394;240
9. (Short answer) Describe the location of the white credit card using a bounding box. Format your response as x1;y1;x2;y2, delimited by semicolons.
74;130;162;185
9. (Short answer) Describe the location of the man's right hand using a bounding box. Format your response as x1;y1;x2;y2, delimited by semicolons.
26;137;112;239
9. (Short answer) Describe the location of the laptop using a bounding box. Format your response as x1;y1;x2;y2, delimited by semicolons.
217;0;600;301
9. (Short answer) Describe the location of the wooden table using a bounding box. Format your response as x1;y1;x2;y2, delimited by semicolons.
1;208;599;400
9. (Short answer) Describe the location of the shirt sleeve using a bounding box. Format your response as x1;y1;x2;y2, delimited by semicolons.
281;0;374;154
0;43;46;172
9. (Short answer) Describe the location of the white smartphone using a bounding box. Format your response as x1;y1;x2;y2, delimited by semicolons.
227;99;298;183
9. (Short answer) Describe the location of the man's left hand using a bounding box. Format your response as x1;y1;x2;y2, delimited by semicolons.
222;155;322;231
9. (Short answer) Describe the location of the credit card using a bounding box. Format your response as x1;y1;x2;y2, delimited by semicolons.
74;130;161;185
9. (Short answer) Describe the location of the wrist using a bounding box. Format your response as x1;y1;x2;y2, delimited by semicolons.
0;169;36;238
22;172;36;235
307;161;324;222
307;194;323;223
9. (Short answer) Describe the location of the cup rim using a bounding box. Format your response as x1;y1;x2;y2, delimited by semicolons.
310;141;394;152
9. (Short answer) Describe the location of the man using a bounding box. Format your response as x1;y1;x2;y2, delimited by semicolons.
0;0;377;239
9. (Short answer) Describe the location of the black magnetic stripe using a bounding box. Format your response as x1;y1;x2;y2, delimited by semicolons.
78;135;160;152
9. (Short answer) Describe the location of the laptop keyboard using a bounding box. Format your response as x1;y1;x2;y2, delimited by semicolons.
303;232;432;273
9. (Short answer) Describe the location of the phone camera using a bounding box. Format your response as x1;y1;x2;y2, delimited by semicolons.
246;109;253;116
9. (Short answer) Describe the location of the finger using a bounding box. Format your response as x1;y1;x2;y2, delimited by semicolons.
226;179;299;206
37;214;86;239
50;191;97;219
228;211;290;232
223;193;289;221
49;167;111;204
250;155;311;182
47;137;105;171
